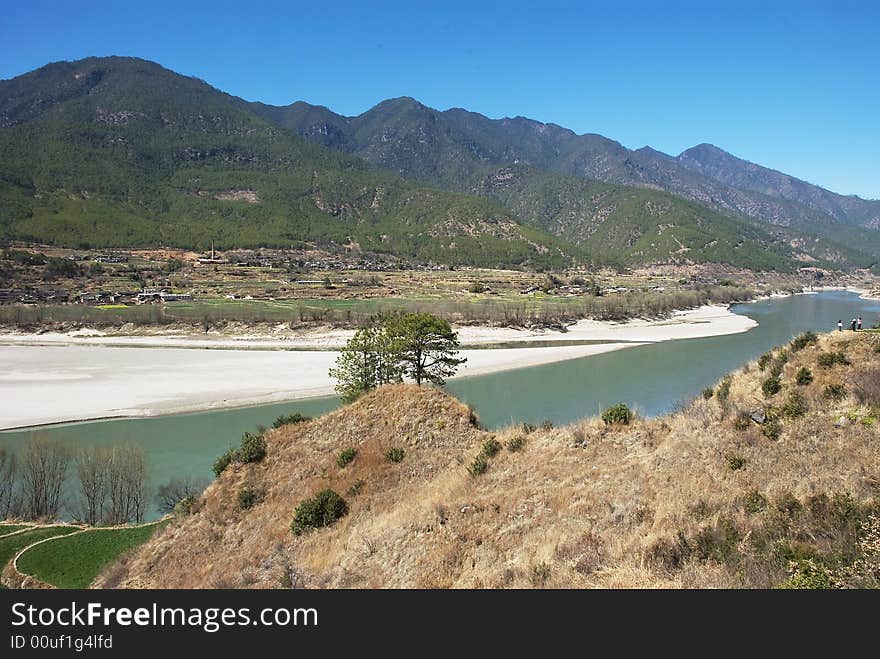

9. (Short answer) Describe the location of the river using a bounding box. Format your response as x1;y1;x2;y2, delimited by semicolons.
2;290;878;519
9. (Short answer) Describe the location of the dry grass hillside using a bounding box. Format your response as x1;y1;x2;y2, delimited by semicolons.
104;331;880;589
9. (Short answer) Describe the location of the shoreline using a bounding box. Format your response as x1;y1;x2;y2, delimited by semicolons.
0;304;754;350
0;304;755;431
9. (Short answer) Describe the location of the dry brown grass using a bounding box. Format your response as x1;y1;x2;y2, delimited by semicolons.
105;333;880;589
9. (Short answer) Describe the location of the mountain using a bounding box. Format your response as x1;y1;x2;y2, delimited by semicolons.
676;143;880;228
0;58;577;270
254;96;880;266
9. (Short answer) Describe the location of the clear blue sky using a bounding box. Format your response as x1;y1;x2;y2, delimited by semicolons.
2;0;878;199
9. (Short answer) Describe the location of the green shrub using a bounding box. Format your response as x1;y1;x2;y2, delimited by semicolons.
385;447;405;463
468;281;486;294
776;492;803;517
781;391;809;418
702;387;714;400
272;413;311;428
726;454;746;471
733;410;752;431
291;489;348;535
762;419;782;441
506;435;526;452
823;383;847;401
238;432;267;464
173;495;197;516
337;447;358;468
761;377;782;397
795;367;814;385
818;350;850;368
743;490;768;514
521;422;536;434
602;403;633;426
716;377;732;401
758;353;773;371
481;438;502;458
540;419;554;431
237;487;264;510
778;559;833;589
790;331;818;352
212;448;237;477
347;479;366;497
692;517;741;563
769;351;788;378
469;456;489;476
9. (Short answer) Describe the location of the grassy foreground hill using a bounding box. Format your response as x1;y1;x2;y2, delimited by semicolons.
0;57;576;269
105;332;880;589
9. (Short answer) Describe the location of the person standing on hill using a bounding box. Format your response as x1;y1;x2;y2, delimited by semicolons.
838;320;843;332
858;317;863;331
851;318;857;331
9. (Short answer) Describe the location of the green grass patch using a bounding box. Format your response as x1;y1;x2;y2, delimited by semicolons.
0;525;29;538
0;527;80;588
16;522;168;589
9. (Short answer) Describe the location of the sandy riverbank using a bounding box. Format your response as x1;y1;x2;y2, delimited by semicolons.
0;304;753;350
0;304;756;430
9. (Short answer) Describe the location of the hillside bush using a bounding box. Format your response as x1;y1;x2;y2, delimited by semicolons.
337;447;357;468
763;419;782;441
761;377;782;397
781;391;809;418
795;367;814;386
347;479;366;497
733;411;752;431
212;448;237;477
758;353;773;371
818;350;850;368
823;383;847;401
385;447;405;463
291;489;348;535
744;491;768;514
481;438;502;458
506;435;526;452
173;495;197;516
602;403;633;426
790;331;818;352
716;377;732;401
237;487;264;510
469;456;489;476
726;455;746;471
778;560;833;589
769;350;788;377
238;432;267;464
272;413;311;428
702;387;714;400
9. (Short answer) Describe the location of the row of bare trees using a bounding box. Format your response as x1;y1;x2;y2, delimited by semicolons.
0;437;147;525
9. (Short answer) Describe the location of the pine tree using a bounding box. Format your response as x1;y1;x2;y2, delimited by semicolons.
384;313;466;386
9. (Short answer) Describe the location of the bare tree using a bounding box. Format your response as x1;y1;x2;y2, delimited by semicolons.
75;446;110;525
155;476;208;514
22;435;71;520
0;447;21;519
106;445;147;524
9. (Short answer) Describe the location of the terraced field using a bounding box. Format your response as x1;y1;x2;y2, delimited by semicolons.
15;522;169;589
0;526;80;589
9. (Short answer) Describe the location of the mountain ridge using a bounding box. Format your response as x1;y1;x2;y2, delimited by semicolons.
255;96;880;229
1;56;875;271
0;57;579;269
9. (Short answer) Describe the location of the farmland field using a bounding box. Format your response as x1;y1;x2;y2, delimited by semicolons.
15;522;170;589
